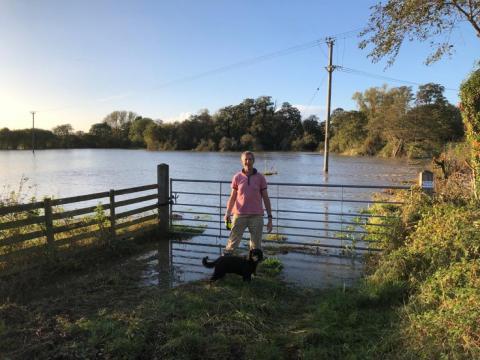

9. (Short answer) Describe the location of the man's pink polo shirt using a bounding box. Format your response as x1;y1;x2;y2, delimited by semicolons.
231;168;267;215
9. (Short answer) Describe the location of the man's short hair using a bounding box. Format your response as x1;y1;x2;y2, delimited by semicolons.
241;151;255;162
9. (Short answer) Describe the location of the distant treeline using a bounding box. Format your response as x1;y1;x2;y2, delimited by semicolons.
330;83;463;158
0;83;464;158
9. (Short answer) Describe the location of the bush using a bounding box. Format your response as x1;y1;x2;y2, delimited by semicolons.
402;260;480;358
460;66;480;199
195;139;216;151
432;142;475;202
405;141;441;159
366;200;480;358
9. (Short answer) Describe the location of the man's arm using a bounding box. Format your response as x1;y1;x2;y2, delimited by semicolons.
261;189;273;233
225;189;237;221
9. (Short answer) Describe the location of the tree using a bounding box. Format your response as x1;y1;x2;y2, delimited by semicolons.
103;110;137;146
103;111;137;131
330;110;368;153
271;102;303;150
143;122;162;150
129;117;154;146
353;85;413;151
394;104;463;143
52;124;75;148
302;115;324;143
0;128;13;149
415;83;447;105
52;124;74;137
248;96;276;149
359;0;480;66
460;66;480;199
89;123;114;147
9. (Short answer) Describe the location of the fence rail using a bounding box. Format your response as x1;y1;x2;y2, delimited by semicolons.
0;184;159;259
169;178;412;256
0;178;168;264
1;165;428;272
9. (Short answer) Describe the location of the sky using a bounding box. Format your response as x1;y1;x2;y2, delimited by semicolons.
0;0;478;132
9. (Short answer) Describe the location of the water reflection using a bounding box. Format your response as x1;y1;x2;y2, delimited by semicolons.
138;238;364;289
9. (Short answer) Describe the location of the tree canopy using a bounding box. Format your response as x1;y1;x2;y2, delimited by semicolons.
359;0;480;66
0;85;463;158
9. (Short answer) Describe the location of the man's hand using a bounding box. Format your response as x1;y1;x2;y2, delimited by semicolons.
224;213;231;222
267;218;273;233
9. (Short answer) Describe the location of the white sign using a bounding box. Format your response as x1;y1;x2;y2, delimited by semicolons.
422;181;434;188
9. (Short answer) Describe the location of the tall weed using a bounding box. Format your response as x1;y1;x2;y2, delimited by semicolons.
367;200;480;358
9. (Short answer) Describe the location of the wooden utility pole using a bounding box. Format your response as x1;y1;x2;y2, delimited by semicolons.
31;111;36;154
323;38;335;173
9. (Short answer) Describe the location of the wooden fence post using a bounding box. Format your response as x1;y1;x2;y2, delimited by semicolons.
44;197;55;255
109;189;116;242
418;170;434;195
157;164;170;236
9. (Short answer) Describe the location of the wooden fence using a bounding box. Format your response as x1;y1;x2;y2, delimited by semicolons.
0;164;170;265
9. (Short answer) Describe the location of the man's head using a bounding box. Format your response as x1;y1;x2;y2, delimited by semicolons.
241;151;255;172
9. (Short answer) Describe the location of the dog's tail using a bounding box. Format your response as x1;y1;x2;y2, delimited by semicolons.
202;256;217;268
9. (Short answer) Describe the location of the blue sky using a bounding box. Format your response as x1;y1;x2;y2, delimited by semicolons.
1;0;478;132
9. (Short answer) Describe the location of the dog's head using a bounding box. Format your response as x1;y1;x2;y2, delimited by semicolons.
248;248;264;262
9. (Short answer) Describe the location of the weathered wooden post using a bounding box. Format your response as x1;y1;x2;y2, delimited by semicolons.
44;197;55;256
109;189;116;242
157;164;171;285
157;164;170;236
418;170;434;195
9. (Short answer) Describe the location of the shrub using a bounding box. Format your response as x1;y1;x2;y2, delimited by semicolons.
366;200;480;358
460;66;480;199
432;142;475;202
402;259;480;358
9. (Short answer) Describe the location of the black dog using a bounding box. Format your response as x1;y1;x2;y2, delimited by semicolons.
202;249;263;282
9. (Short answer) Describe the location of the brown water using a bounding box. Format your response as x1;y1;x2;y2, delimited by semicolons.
0;149;426;288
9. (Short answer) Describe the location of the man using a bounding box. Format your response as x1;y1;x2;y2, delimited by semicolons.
224;151;273;254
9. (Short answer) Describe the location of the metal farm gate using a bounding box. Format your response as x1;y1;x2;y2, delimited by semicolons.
167;178;410;286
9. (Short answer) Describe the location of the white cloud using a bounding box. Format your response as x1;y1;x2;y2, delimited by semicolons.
163;111;193;123
292;104;325;119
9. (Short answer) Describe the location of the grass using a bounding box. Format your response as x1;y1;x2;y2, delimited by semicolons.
0;248;400;359
265;232;287;242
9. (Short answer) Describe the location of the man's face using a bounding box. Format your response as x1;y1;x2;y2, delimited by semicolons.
242;154;254;171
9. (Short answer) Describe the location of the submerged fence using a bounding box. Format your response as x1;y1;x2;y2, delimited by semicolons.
169;179;414;256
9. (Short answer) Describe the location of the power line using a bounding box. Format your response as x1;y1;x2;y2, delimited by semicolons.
317;42;328;59
336;66;458;91
149;39;326;90
36;28;364;115
328;28;363;40
39;36;335;114
307;73;327;106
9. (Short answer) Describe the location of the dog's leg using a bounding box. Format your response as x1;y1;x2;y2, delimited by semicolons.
211;268;226;281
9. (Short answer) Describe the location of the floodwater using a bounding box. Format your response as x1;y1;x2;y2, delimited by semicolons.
0;149;426;288
0;149;424;198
